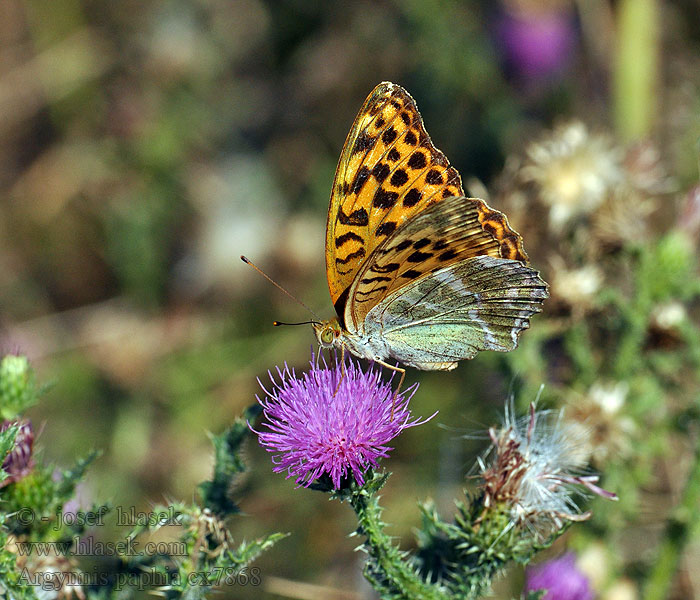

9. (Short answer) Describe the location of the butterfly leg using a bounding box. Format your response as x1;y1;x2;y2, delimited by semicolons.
333;345;347;397
372;359;406;419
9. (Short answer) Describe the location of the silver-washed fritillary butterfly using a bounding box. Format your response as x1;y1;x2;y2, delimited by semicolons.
313;82;548;380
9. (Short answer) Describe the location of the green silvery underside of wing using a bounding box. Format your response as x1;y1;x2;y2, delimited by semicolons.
363;256;548;367
344;196;512;330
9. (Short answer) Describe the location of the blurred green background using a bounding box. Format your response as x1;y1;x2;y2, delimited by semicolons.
1;0;700;598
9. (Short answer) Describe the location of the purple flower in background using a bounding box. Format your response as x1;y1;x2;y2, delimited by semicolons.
254;354;431;488
525;552;594;600
1;419;34;487
495;4;576;82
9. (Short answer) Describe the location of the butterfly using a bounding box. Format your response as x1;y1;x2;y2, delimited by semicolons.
308;82;548;381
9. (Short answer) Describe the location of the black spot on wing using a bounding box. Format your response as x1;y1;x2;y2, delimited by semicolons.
438;249;458;261
376;221;397;237
353;132;376;154
335;247;366;265
407;251;433;262
373;188;399;209
372;163;390;183
351;166;371;194
338;207;369;226
370;262;400;273
335;232;364;248
407;151;427;169
390;169;408;186
403;188;422;207
382;126;397;145
425;169;443;185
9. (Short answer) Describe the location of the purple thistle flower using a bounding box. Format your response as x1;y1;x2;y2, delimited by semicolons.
254;354;432;489
525;552;594;600
1;418;34;487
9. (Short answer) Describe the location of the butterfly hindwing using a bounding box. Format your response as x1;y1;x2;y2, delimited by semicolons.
362;255;548;369
344;195;527;331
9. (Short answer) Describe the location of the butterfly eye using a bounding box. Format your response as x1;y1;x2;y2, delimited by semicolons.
320;328;334;345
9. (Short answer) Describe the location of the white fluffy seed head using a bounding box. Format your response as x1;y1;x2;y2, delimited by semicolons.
479;402;616;539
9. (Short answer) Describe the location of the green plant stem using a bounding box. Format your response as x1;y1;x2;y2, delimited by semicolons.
613;0;659;141
350;488;446;600
643;426;700;600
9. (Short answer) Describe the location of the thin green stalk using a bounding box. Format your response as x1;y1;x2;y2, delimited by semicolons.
643;425;700;600
350;488;446;600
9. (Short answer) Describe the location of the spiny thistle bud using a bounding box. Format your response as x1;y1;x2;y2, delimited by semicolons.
0;355;36;419
0;419;35;487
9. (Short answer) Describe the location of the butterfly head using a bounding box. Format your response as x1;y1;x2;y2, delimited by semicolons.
313;318;343;349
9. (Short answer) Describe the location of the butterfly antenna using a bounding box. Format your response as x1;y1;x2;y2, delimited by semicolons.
240;255;322;321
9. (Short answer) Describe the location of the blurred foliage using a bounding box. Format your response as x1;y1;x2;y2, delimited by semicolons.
0;359;284;598
0;0;699;598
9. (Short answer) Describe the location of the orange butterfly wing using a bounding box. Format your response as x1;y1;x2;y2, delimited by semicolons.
325;82;527;326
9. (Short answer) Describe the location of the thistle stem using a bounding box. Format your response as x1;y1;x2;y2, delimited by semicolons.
349;488;446;600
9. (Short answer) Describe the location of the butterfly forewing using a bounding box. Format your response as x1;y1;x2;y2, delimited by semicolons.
363;255;548;369
326;82;464;316
326;82;529;323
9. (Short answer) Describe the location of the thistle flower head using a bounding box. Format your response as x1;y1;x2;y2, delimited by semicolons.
548;257;603;315
1;418;34;487
478;403;617;539
521;121;623;230
566;382;635;466
255;354;429;489
525;552;594;600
